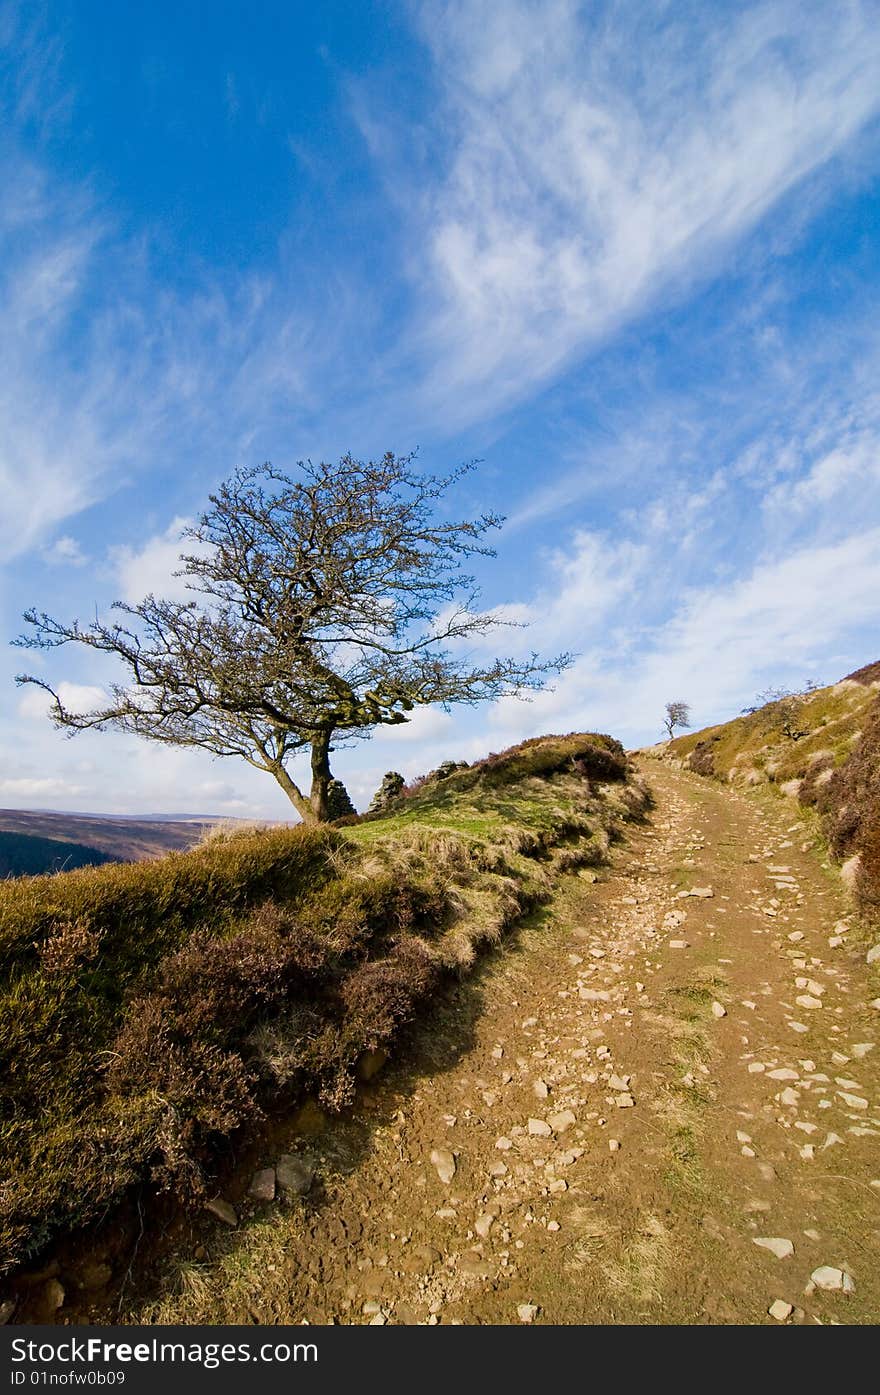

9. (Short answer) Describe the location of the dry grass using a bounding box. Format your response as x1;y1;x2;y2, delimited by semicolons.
0;731;649;1277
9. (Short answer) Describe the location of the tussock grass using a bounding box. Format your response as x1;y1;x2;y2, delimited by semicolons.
0;732;647;1275
662;669;880;926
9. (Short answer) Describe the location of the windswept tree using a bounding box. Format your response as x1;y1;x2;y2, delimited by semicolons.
663;700;691;740
16;453;568;822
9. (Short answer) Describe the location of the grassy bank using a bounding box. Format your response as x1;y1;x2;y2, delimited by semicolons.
660;665;880;925
0;732;647;1275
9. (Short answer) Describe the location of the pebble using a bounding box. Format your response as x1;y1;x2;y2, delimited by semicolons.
608;1073;631;1091
810;1265;854;1292
753;1237;794;1259
768;1299;793;1321
248;1168;276;1203
430;1148;456;1185
548;1110;577;1133
276;1154;316;1196
608;1139;620;1152
533;1079;550;1099
495;1136;513;1151
204;1198;238;1227
614;1092;635;1108
836;1092;868;1110
668;940;690;950
528;1118;552;1137
711;1001;727;1018
517;1304;539;1323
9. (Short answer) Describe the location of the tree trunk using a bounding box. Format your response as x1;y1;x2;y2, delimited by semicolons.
309;728;333;822
269;762;316;823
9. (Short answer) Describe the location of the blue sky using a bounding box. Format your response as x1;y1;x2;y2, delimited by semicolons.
2;0;880;817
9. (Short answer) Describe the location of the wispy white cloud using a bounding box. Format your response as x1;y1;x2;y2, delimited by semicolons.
393;0;880;426
486;523;880;745
110;517;194;604
41;535;89;567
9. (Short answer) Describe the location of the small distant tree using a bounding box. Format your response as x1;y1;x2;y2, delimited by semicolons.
663;700;691;740
15;453;570;823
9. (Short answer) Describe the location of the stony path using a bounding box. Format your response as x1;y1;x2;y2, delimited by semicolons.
147;763;880;1326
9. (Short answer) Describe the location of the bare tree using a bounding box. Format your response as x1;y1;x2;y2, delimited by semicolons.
740;681;820;742
663;700;691;740
16;453;569;822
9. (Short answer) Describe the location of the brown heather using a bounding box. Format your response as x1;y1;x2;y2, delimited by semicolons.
0;733;647;1274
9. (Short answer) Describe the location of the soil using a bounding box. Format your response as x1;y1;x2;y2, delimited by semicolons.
11;762;880;1326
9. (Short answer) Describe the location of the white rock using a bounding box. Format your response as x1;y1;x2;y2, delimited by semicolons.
711;1001;727;1018
836;1091;868;1110
614;1092;635;1108
668;939;690;949
779;1087;800;1106
821;1132;844;1149
851;1043;875;1058
474;1213;494;1239
767;1068;798;1080
495;1136;513;1151
866;944;880;965
430;1148;456;1185
528;1118;552;1137
548;1109;577;1133
768;1299;793;1321
753;1237;794;1259
532;1079;549;1099
810;1265;854;1292
795;995;822;1010
608;1073;631;1091
517;1304;539;1323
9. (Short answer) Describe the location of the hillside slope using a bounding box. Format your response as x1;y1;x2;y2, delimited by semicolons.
36;759;880;1328
0;832;114;878
0;732;647;1299
659;666;880;925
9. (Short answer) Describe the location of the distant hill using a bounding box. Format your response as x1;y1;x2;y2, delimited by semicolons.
0;831;114;879
0;809;213;865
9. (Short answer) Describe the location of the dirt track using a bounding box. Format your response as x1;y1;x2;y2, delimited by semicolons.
112;761;876;1327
